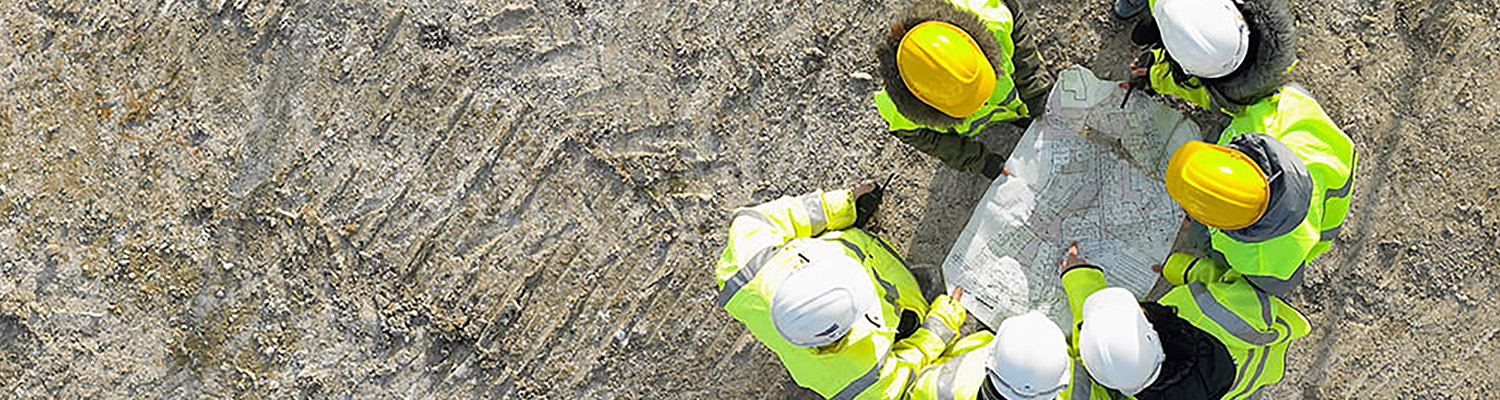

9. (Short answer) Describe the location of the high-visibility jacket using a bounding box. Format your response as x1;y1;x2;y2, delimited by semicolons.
1206;86;1356;295
716;189;966;399
1062;259;1311;400
875;0;1030;137
905;331;1111;400
1140;0;1296;114
1138;0;1217;111
1144;48;1217;110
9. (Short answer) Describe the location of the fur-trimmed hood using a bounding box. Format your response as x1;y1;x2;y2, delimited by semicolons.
875;0;1005;128
1200;0;1298;106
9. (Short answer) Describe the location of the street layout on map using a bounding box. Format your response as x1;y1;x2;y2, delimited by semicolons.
942;66;1201;330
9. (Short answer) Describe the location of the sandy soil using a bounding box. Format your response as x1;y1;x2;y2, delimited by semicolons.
0;0;1497;398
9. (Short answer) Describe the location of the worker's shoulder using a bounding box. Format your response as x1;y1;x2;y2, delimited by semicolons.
946;0;1013;23
1266;85;1355;159
817;228;884;249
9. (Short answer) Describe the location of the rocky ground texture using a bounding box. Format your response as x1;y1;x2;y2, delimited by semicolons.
1;0;1498;398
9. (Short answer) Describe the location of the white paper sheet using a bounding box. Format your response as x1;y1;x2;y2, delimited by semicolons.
942;65;1200;330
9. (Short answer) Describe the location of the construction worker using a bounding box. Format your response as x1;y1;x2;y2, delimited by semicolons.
1122;0;1297;114
873;0;1051;179
1061;243;1310;400
906;311;1111;400
715;183;966;399
1162;83;1356;296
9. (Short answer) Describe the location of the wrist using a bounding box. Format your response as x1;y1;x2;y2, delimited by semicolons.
1162;252;1199;286
1061;263;1102;278
823;190;857;229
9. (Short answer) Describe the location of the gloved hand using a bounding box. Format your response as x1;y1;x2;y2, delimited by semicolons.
927;293;967;327
981;153;1010;180
925;291;967;346
1126;49;1156;92
854;181;885;227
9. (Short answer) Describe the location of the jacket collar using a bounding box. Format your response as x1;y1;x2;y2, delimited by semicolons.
1221;133;1311;243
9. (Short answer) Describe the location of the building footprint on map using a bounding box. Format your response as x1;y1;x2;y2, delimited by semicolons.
943;65;1197;330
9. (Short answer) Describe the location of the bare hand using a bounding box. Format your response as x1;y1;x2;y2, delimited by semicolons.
853;183;877;198
951;286;964;302
1060;241;1089;272
1128;58;1149;78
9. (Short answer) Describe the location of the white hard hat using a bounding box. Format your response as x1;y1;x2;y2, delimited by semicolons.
986;311;1072;400
770;254;878;348
1154;0;1250;78
1078;288;1164;395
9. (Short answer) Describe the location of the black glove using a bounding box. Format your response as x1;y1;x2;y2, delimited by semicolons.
1128;49;1156;94
854;183;885;227
981;153;1007;180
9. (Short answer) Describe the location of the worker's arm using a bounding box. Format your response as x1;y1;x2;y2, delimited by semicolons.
891;128;1007;179
892;294;965;365
714;189;858;287
920;294;967;351
1059;242;1106;337
1142;49;1217;111
905;331;996;400
874;91;1007;179
1209;223;1320;295
1159;252;1230;286
1061;266;1107;336
860;294;966;399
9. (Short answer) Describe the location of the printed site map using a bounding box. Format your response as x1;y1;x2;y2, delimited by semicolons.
943;66;1201;330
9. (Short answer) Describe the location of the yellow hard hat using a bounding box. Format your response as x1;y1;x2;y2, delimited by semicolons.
897;21;996;118
1165;141;1270;230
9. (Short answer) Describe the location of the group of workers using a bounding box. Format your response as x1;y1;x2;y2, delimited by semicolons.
713;0;1357;398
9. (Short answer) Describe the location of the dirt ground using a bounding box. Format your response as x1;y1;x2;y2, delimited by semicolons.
0;0;1497;398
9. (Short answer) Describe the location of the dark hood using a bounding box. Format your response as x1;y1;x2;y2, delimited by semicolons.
1223;133;1311;243
1202;0;1298;108
1134;303;1236;400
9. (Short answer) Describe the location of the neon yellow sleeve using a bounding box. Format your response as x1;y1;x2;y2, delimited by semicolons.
1161;252;1231;286
1061;267;1106;335
821;189;858;231
907;331;996;400
715;189;852;286
879;295;964;380
859;327;952;399
1147;49;1216;110
921;294;967;349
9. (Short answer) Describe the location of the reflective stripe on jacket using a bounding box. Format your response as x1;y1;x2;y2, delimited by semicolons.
716;190;964;399
1209;86;1357;294
874;0;1029;137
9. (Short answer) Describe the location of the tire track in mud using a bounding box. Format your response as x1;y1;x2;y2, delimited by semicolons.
11;0;1499;397
1274;0;1500;397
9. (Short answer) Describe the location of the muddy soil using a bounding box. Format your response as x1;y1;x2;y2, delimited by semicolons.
0;0;1497;398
